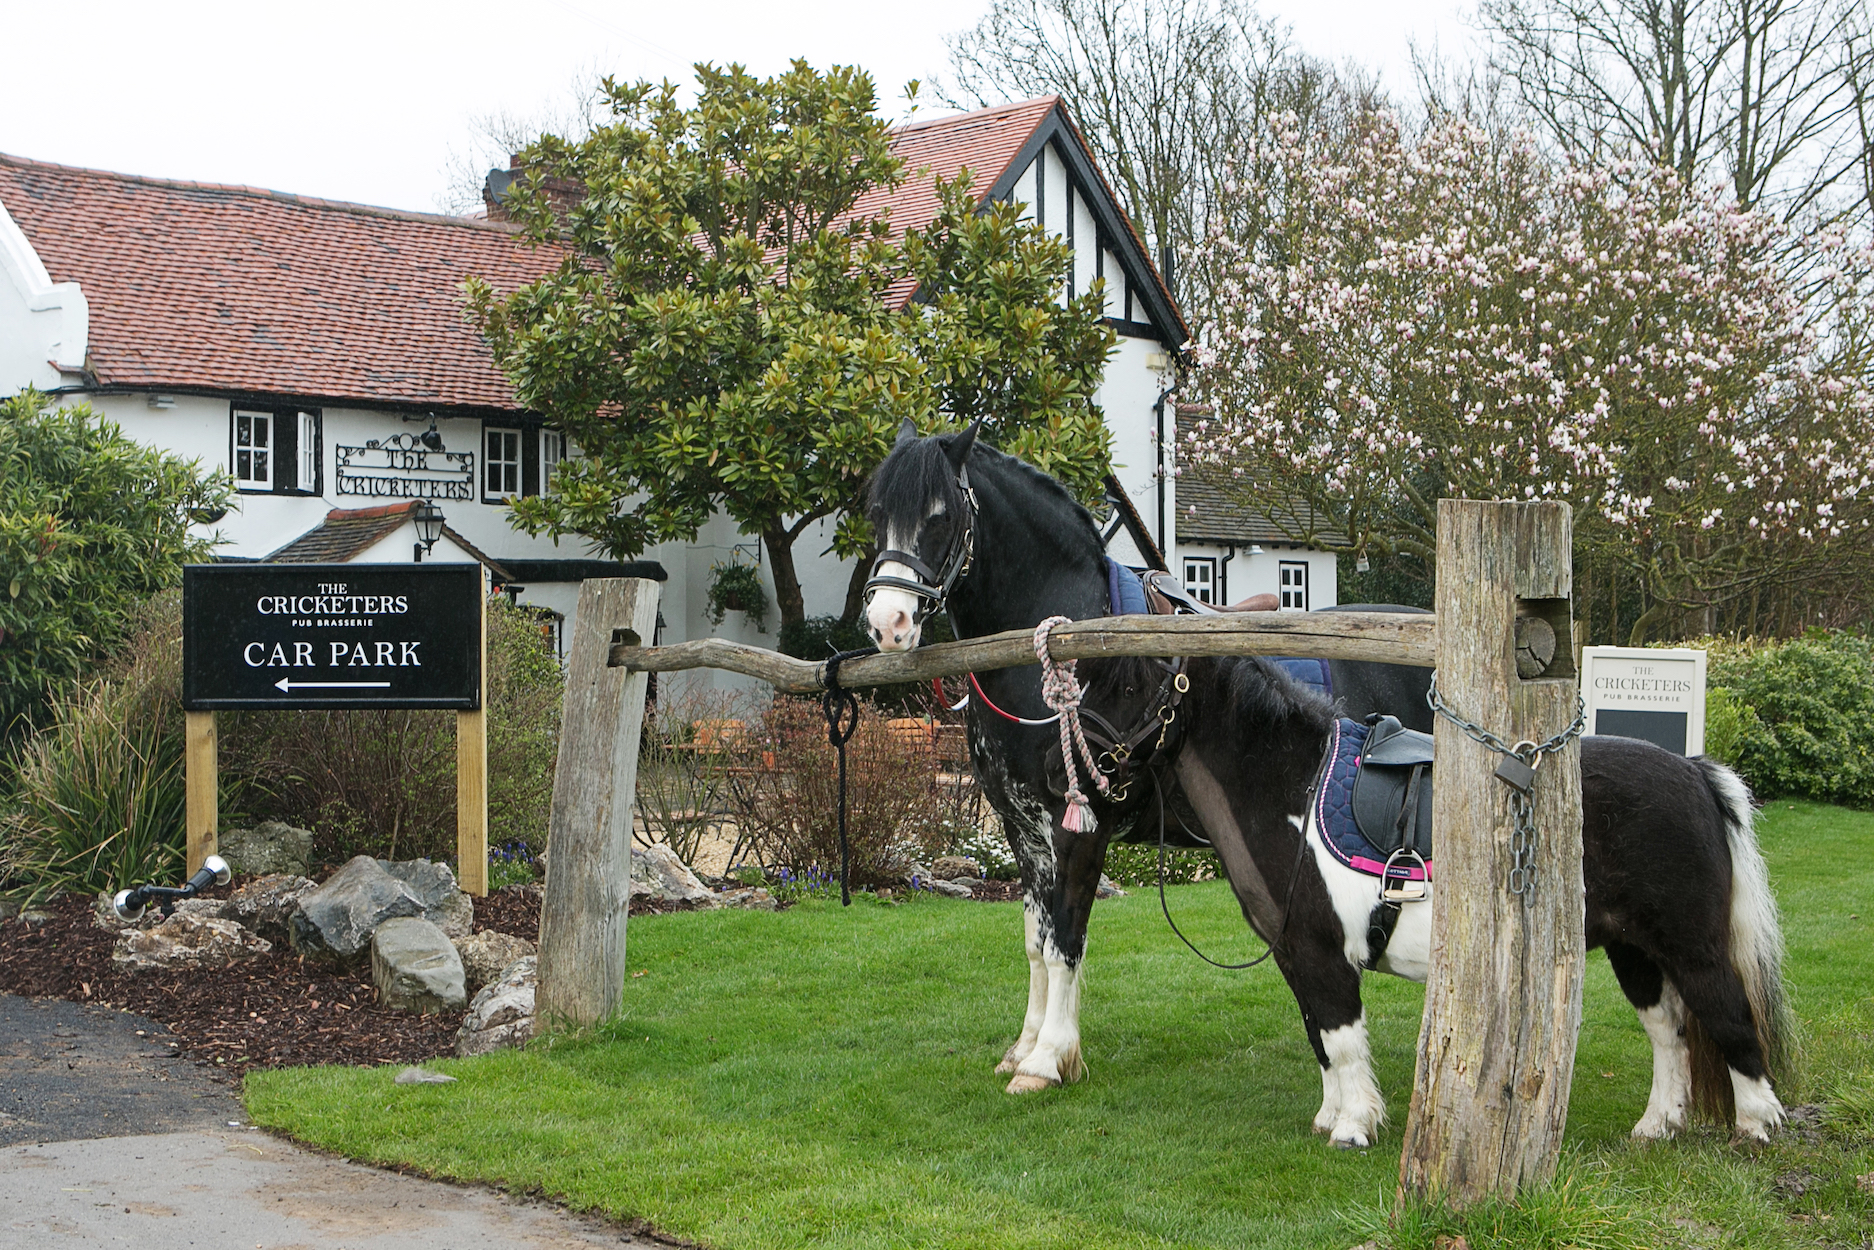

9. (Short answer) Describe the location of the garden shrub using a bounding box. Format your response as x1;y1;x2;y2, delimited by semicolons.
1706;631;1874;807
635;680;758;866
733;696;952;887
0;595;196;903
219;597;563;868
0;390;232;747
1102;841;1218;888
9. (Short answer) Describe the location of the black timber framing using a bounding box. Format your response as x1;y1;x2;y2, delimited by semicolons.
984;106;1189;350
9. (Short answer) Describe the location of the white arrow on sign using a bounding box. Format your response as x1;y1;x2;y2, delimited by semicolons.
274;678;393;692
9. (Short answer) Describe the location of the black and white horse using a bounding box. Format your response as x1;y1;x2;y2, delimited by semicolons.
862;422;1435;1094
1081;652;1791;1146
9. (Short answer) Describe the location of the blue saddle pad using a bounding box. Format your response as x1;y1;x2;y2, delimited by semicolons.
1105;557;1150;616
1269;656;1332;700
1313;717;1431;881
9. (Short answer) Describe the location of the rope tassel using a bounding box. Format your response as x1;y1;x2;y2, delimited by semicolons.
1035;616;1110;834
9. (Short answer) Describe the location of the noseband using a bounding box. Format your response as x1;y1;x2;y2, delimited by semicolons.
863;461;979;626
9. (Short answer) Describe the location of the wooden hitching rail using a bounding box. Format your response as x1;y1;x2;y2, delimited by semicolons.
608;610;1437;691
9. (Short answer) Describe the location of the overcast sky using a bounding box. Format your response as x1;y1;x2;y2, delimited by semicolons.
1;0;1478;216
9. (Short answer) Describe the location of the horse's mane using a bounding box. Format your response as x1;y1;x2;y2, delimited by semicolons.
868;433;968;530
868;432;1103;562
1086;652;1335;745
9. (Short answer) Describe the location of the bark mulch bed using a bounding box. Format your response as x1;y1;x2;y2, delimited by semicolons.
0;885;543;1081
0;877;1019;1085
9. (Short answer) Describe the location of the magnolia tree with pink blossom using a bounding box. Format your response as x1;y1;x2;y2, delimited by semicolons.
1186;111;1874;641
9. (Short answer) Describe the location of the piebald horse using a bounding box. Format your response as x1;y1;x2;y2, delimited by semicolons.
863;423;1438;1097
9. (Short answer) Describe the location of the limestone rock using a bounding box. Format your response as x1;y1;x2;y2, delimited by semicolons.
394;1066;457;1085
452;929;537;993
931;855;982;881
371;916;468;1013
1097;874;1126;899
925;879;973;898
222;873;317;943
113;913;271;970
378;859;474;938
289;855;424;964
92;892;222;931
455;956;536;1057
217;821;315;877
629;844;713;904
716;886;779;910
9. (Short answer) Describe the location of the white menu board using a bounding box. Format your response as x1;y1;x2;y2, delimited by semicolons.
1580;646;1707;756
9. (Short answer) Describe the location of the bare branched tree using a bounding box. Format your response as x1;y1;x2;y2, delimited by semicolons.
1479;0;1874;227
939;0;1376;314
434;68;614;216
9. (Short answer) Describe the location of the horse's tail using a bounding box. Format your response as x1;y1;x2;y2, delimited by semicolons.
1690;758;1795;1113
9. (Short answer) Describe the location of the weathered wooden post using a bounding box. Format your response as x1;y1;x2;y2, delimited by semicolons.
536;577;661;1031
456;567;490;897
1399;499;1583;1205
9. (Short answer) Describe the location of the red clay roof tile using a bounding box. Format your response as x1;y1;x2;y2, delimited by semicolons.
0;97;1175;409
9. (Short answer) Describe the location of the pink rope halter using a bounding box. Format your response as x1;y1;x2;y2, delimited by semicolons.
1034;616;1110;833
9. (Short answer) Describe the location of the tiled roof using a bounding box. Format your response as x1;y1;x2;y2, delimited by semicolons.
860;98;1180;334
1;98;1178;411
0;154;563;410
1175;410;1348;547
266;501;509;575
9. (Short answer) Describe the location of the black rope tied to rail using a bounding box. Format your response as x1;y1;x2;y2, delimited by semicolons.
821;647;878;906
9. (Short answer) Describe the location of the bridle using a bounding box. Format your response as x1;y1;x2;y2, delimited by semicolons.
862;460;979;626
1077;658;1190;803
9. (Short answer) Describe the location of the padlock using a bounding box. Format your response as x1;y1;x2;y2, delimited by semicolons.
1494;754;1536;794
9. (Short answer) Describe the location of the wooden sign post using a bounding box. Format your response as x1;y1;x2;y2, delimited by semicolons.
535;577;661;1031
180;563;489;891
1399;500;1584;1205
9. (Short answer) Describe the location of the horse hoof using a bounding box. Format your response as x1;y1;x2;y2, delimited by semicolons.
1331;1135;1369;1151
1005;1074;1060;1094
994;1058;1020;1075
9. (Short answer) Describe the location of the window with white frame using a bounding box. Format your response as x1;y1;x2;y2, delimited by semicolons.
1183;556;1217;605
233;410;272;489
297;411;318;491
231;405;320;493
1279;560;1309;610
484;427;521;499
542;428;565;493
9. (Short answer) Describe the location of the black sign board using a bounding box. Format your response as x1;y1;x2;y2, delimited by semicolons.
183;563;482;711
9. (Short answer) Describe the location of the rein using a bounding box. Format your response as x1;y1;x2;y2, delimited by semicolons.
820;646;879;907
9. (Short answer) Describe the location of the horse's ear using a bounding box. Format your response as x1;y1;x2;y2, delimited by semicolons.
945;420;981;470
894;418;918;447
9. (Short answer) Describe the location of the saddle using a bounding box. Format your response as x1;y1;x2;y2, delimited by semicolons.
1349;715;1434;897
1314;715;1434;903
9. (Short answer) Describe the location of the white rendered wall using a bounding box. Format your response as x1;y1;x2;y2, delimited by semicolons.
0;199;88;395
1178;541;1339;610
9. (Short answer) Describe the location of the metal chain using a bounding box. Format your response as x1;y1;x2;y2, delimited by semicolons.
1425;672;1585;903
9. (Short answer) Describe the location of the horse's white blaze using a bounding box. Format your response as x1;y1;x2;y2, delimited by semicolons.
1632;983;1690;1139
865;506;943;651
1316;1017;1385;1148
1303;812;1432;979
1730;1070;1784;1141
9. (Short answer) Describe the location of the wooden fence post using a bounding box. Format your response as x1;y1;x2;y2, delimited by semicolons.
1399;499;1584;1206
184;710;217;874
457;569;490;897
536;577;661;1032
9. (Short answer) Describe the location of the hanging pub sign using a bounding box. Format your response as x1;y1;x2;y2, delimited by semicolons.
1579;645;1707;756
183;563;482;710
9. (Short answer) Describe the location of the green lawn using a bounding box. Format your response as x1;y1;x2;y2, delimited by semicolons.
244;800;1874;1248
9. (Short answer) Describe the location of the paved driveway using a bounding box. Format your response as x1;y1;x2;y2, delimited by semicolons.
0;995;660;1249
